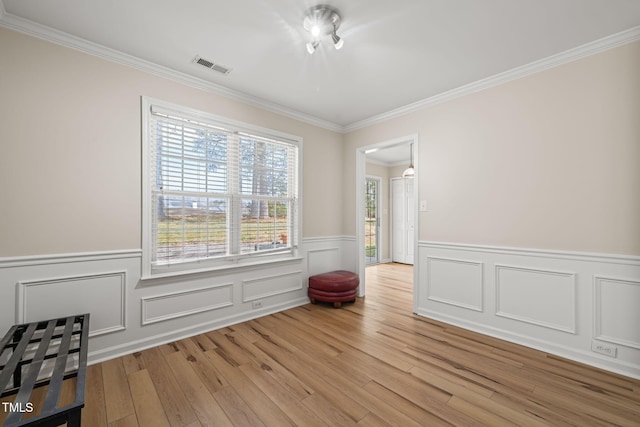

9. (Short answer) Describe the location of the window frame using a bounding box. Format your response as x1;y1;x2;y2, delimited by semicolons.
141;96;303;279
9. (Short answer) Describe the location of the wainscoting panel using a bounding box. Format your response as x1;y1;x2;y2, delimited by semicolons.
304;236;357;276
17;271;126;337
0;252;140;343
141;283;234;325
306;247;341;277
426;256;483;311
495;264;576;333
594;276;640;350
417;241;640;379
242;271;303;302
0;236;356;365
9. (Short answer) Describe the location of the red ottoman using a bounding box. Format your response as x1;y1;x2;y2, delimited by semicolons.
308;270;359;308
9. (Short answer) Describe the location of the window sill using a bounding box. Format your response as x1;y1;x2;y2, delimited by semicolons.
140;255;304;282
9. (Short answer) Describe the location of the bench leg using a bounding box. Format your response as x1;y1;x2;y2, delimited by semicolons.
67;409;81;427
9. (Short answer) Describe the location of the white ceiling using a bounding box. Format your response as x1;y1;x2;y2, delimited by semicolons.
367;143;412;167
2;0;640;131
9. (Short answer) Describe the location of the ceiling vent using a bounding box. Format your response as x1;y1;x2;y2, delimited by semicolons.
192;56;231;75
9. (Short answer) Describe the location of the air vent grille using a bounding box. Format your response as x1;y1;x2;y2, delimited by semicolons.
192;56;231;75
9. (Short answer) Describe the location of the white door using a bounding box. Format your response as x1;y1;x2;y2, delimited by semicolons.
406;178;415;264
391;178;405;263
391;177;414;265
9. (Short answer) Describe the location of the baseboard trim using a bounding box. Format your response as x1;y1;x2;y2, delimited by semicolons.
415;308;640;380
88;296;310;365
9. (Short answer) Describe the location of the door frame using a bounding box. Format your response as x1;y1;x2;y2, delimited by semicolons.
355;133;419;312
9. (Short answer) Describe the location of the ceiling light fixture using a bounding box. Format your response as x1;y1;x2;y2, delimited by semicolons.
402;143;415;178
303;5;344;54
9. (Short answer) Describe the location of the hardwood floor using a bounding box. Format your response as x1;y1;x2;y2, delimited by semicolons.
4;263;639;426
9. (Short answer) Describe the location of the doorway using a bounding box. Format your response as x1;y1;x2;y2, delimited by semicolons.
355;134;419;312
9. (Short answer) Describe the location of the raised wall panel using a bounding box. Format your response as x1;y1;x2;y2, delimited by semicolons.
426;256;483;311
307;248;341;276
496;264;576;333
141;283;233;325
242;271;303;302
594;276;640;349
17;271;126;337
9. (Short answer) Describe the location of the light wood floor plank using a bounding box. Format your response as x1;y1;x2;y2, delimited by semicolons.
301;392;358;426
356;412;392;427
205;330;253;367
362;380;477;426
140;346;198;427
237;361;329;427
446;395;518;427
213;387;265;427
102;357;135;424
164;351;233;427
82;263;640;426
128;369;170;427
174;337;228;394
251;332;371;422
488;391;589;427
108;413;138;427
202;346;297;427
121;351;146;375
223;322;317;400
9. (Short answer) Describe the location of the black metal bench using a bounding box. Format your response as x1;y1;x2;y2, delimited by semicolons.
0;314;89;427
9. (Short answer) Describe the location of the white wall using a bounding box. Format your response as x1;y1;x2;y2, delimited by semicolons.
345;40;640;378
0;27;345;257
344;41;640;255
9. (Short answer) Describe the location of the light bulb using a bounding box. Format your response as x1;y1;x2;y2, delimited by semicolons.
331;31;344;50
306;41;318;54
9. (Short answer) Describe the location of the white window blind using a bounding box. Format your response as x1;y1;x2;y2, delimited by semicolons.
143;98;300;276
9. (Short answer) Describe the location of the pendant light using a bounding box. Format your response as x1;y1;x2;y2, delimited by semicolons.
402;143;414;177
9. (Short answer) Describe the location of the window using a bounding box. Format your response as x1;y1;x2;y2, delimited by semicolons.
365;177;380;264
142;97;300;277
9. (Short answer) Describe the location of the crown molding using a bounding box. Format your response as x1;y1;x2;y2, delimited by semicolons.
0;9;345;133
344;26;640;132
